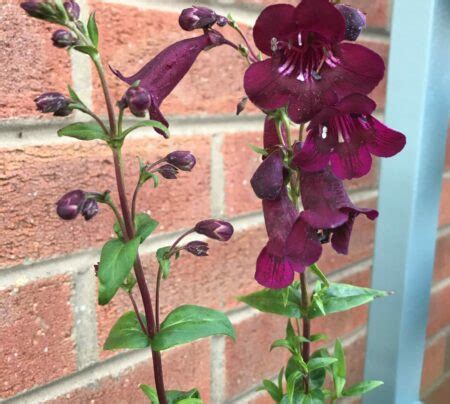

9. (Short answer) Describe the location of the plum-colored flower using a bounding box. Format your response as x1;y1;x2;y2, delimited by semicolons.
184;241;209;256
195;219;234;241
166;151;196;171
243;0;384;123
179;6;228;31
299;166;378;254
52;29;77;48
255;188;322;289
336;4;367;41
251;149;285;200
293;94;406;179
111;32;227;137
125;86;151;117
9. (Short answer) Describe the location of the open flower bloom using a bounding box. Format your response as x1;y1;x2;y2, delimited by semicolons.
293;93;406;179
243;0;385;123
299;166;378;254
255;188;322;289
112;32;225;137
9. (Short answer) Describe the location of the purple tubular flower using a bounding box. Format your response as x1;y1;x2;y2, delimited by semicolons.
263;117;287;149
56;190;85;220
34;92;72;116
166;151;196;171
184;241;209;256
125;86;151;117
179;6;227;31
336;4;367;41
243;0;385;123
194;220;234;241
64;0;80;20
81;199;99;221
157;164;179;179
299;166;378;255
111;32;225;137
52;29;77;48
255;188;322;289
20;1;50;20
251;149;285;200
292;94;406;179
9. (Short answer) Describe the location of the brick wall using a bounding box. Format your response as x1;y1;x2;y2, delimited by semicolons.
1;0;449;402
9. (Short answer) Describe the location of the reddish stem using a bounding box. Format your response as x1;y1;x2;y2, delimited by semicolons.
300;272;311;393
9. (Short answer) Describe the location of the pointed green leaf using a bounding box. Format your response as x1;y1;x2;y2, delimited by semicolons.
286;371;302;404
140;384;159;403
104;311;150;350
114;213;158;243
151;305;235;351
87;12;99;47
156;246;171;279
307;357;337;372
309;264;330;287
343;380;384;397
73;45;98;56
309;349;330;390
262;380;283;402
270;338;294;353
309;333;328;343
121;120;170;138
67;85;86;107
332;340;346;397
249;144;268;156
58;122;108;141
98;237;140;305
166;389;201;403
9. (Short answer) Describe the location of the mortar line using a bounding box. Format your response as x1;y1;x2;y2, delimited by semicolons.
211;132;226;217
211;336;226;404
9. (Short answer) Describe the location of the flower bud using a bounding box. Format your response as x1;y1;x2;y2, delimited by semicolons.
157;164;179;179
56;190;85;220
166;151;196;171
194;219;234;241
34;92;72;116
336;4;366;41
125;86;151;117
251;149;285;200
20;1;50;20
52;29;77;48
179;6;227;31
81;198;99;221
184;241;209;257
64;0;80;20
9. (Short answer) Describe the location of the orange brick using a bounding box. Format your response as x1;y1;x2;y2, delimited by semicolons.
433;233;450;283
0;135;211;268
0;1;72;119
427;280;450;337
421;335;447;392
0;276;76;398
439;178;450;228
423;375;450;404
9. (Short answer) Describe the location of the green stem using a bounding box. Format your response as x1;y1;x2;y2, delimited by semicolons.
105;198;126;236
128;291;148;335
300;272;311;394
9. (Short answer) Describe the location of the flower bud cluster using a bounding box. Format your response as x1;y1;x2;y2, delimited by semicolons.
179;6;228;31
56;190;99;221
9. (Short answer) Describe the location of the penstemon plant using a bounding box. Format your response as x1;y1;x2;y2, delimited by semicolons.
20;1;239;403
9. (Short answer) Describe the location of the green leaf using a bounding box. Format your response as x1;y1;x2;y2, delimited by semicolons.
309;333;328;343
120;272;137;293
249;144;268;156
286;371;302;404
238;284;302;318
308;282;388;318
87;12;99;47
166;389;201;403
156;246;171;279
104;311;150;350
121;120;170;139
114;213;158;243
270;338;294;353
332;340;346;397
309;349;329;390
73;45;98;56
307;357;337;372
58;122;108;141
67;85;86;107
262;380;283;402
309;264;329;287
98;237;140;305
140;384;159;403
151;305;236;351
343;380;384;397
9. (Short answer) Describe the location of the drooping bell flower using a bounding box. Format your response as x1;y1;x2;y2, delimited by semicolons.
179;6;228;31
166;151;196;171
251;149;285;200
184;241;209;256
255;188;322;289
111;32;228;137
299;166;378;254
293;93;406;179
195;219;234;241
336;4;367;41
52;29;78;48
157;164;179;179
34;92;72;116
56;190;85;220
125;86;152;117
243;0;385;123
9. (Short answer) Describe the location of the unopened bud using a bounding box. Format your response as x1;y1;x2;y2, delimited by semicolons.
52;29;78;48
194;219;234;241
236;97;248;116
20;1;50;20
184;241;209;256
64;0;80;20
250;149;285;200
125;86;151;117
166;151;196;172
179;6;227;31
81;199;99;221
56;190;85;220
157;164;179;179
34;92;72;116
336;4;366;41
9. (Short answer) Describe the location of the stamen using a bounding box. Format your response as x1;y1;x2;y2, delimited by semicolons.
298;33;303;47
321;126;328;139
271;37;278;52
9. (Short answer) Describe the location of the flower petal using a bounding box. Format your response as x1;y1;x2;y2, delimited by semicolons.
251;149;285;200
365;117;406;157
255;246;296;289
264;117;287;148
253;4;297;56
293;132;333;172
335;94;377;115
330;143;372;179
331;217;354;255
148;95;169;138
285;217;323;266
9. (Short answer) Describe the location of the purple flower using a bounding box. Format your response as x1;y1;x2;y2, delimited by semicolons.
263;117;287;149
81;199;99;221
299;166;378;254
195;220;234;241
255;188;322;289
34;92;72;117
157;164;179;179
56;190;85;220
64;0;80;20
243;0;385;123
336;4;367;41
125;86;151;117
179;6;228;31
292;94;406;179
184;241;209;256
111;32;226;137
166;151;196;172
21;1;52;20
251;149;286;200
52;29;77;48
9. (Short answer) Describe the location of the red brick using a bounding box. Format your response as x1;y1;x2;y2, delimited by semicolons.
50;340;211;403
439;178;450;228
433;233;450;283
423;375;450;404
421;335;447;392
0;276;76;398
0;136;211;268
445;122;450;172
91;3;253;118
427;280;450;337
0;1;72;119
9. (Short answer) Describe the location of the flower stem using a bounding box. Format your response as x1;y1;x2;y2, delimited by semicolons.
300;272;311;394
128;291;148;335
155;266;163;331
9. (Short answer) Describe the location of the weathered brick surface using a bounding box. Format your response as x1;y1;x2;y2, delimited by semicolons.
421;335;447;392
0;135;211;268
423;375;450;404
439;177;450;227
427;280;450;337
0;276;76;398
50;340;211;403
0;1;72;119
433;233;450;283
